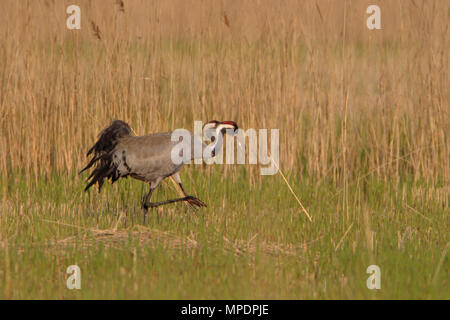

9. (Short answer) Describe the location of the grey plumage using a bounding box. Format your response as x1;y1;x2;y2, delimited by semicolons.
80;119;238;211
113;133;184;182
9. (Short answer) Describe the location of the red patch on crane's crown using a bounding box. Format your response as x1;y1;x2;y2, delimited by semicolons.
221;121;238;129
203;120;238;130
222;120;236;125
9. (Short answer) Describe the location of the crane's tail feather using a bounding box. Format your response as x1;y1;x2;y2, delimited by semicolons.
81;120;132;192
79;154;102;174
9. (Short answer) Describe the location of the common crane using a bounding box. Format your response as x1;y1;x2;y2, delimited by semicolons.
80;120;238;211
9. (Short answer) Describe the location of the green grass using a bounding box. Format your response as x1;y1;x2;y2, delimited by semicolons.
0;167;448;299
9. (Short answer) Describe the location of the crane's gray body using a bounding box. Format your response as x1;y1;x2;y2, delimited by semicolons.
80;119;236;210
113;133;182;183
80;120;208;192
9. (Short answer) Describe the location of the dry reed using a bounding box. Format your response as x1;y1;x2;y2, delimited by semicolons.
0;0;448;186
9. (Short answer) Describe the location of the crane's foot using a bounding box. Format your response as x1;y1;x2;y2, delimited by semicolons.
141;196;206;211
185;196;207;208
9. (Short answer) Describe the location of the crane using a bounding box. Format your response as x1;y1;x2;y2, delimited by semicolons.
80;120;238;211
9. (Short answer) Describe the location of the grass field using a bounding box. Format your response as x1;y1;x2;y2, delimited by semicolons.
0;0;448;299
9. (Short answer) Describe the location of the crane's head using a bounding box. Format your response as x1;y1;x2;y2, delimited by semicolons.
203;120;239;136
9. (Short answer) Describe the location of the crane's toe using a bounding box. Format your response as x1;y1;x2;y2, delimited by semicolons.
185;196;207;207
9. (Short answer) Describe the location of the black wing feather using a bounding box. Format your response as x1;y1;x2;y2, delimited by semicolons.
80;120;132;192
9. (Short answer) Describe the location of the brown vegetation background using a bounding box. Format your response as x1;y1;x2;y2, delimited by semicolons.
0;0;448;184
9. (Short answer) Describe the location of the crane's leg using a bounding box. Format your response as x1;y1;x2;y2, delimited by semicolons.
141;174;206;211
171;172;207;208
141;185;155;223
141;178;163;223
141;187;154;211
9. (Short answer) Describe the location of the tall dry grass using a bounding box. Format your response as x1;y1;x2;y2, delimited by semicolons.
0;0;448;185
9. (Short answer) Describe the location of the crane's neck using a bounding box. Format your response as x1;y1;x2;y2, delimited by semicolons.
203;126;225;159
